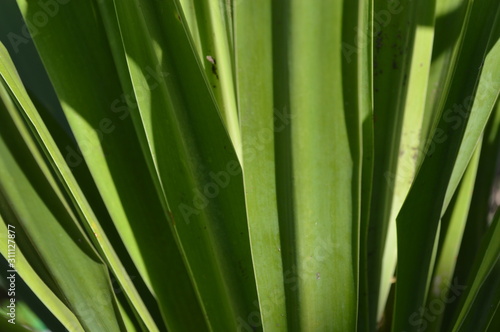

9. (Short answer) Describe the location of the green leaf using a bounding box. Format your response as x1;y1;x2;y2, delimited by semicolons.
0;39;161;331
450;100;500;322
365;1;431;327
393;1;500;330
186;0;241;156
0;216;83;332
233;0;287;329
0;72;124;331
451;210;500;332
12;0;205;329
344;0;374;330
426;144;480;332
104;0;261;329
272;0;370;329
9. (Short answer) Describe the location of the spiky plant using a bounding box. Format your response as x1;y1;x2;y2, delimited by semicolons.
0;0;499;331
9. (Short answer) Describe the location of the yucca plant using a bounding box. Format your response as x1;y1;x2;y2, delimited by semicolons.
0;0;499;331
